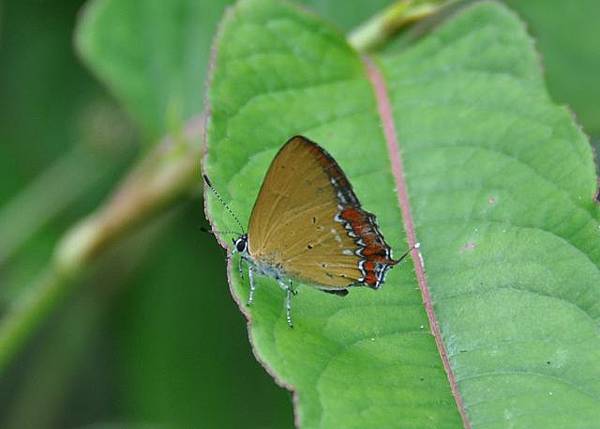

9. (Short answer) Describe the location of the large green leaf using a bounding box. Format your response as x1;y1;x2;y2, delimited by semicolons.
204;0;600;427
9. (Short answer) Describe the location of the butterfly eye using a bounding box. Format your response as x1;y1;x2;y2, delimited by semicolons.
235;237;247;253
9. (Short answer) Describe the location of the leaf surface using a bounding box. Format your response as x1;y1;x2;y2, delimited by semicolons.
204;0;600;428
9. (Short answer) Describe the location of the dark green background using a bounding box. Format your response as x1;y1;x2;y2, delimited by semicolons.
0;1;598;428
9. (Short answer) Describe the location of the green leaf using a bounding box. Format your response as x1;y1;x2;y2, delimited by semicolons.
75;0;231;139
503;0;600;136
204;0;600;427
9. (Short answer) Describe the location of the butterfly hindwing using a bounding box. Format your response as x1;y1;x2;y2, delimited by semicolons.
248;136;395;290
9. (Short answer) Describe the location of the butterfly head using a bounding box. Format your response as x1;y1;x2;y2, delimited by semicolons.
203;174;248;253
233;234;248;254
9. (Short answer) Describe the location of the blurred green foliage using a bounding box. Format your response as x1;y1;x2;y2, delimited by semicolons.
504;0;600;136
0;0;599;428
75;0;230;140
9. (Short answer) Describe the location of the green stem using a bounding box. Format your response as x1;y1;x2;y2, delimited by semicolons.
348;0;456;52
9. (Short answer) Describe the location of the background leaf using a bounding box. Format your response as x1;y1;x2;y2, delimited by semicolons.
204;0;600;427
302;0;393;31
504;0;600;137
76;0;231;140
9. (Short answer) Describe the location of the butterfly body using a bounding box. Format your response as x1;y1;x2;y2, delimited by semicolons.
207;136;413;327
234;235;286;283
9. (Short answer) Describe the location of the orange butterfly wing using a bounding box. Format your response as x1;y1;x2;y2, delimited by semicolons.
248;136;395;289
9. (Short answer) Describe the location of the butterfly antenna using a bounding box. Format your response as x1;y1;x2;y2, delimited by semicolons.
395;242;420;265
200;226;240;236
203;174;245;234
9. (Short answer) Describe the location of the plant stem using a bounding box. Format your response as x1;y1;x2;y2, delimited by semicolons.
348;0;456;52
0;116;204;373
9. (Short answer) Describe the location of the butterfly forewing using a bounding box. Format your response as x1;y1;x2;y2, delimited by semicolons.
248;136;388;289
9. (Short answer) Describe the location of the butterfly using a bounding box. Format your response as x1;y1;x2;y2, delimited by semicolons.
204;135;415;327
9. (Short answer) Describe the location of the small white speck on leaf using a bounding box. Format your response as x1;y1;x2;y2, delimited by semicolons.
461;242;477;252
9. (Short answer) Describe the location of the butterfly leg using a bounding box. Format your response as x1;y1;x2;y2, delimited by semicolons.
247;265;256;306
238;255;244;280
278;279;294;328
285;286;294;328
